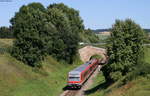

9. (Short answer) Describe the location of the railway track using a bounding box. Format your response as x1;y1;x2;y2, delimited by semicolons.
63;90;79;96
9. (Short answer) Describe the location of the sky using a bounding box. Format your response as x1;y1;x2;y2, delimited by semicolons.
0;0;150;29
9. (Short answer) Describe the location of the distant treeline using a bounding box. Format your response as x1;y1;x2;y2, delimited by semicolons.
0;26;13;38
92;29;110;33
144;29;150;33
1;26;149;38
92;29;150;34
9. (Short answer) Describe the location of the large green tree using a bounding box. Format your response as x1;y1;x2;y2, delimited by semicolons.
46;5;82;63
47;8;78;63
10;3;51;67
48;3;84;36
11;2;86;66
102;19;144;82
48;3;99;43
47;3;86;63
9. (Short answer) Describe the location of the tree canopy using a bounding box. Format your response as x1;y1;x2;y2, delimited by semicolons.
48;3;84;35
46;8;74;63
10;3;49;67
11;3;86;67
46;3;85;63
102;19;145;82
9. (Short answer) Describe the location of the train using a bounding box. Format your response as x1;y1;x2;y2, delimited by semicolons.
67;59;101;89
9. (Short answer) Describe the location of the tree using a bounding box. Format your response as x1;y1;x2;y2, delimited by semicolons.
47;3;85;63
11;2;86;66
102;19;144;82
46;6;80;63
48;3;84;36
10;3;50;67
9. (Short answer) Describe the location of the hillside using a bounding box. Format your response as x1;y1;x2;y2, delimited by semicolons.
0;39;83;96
86;47;150;96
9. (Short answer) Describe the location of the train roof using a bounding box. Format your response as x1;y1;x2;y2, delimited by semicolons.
69;60;92;74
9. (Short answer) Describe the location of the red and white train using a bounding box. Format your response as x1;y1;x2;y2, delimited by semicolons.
67;59;101;89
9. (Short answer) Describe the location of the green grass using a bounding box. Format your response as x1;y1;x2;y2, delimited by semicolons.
123;77;150;96
87;47;150;96
0;39;13;54
0;39;83;96
103;76;150;96
144;47;150;64
85;73;106;96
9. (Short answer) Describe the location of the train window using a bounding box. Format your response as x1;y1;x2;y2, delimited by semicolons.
69;77;80;81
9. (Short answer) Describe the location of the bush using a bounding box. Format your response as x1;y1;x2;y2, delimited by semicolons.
90;54;102;60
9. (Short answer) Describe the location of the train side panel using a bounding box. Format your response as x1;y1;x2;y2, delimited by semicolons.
80;59;99;85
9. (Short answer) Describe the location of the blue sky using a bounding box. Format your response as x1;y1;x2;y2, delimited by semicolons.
0;0;150;29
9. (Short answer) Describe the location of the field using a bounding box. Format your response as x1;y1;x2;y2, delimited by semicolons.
96;34;109;42
87;47;150;96
0;39;83;96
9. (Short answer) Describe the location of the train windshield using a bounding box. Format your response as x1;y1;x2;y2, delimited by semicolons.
69;77;80;81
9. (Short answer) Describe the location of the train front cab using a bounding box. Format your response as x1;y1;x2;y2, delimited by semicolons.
67;73;82;89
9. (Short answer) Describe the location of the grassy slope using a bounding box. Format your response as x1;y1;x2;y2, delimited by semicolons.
0;39;82;96
85;73;106;96
87;47;150;96
144;46;150;64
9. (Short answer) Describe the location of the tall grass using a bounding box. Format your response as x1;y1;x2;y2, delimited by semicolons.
85;73;106;96
0;53;83;96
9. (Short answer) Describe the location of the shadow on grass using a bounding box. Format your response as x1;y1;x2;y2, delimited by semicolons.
84;81;112;95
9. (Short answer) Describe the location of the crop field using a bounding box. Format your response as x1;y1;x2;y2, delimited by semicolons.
96;34;109;41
